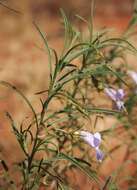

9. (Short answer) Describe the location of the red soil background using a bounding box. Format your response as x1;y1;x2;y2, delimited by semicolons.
0;0;136;189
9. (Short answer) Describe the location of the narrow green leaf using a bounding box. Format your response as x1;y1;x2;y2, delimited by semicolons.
33;21;52;80
101;38;137;54
56;153;101;186
0;81;38;128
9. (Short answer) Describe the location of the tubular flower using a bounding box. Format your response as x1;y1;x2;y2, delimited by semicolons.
79;131;104;162
104;87;125;110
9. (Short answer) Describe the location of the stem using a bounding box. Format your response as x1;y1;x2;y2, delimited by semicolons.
102;176;111;190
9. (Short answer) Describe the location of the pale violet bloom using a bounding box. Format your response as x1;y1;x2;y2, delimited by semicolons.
128;70;137;94
128;70;137;84
104;88;125;110
79;131;104;162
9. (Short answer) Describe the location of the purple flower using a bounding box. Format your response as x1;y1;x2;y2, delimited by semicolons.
104;87;125;110
79;131;104;162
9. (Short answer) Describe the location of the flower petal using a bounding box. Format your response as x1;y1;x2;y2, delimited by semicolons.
94;132;101;140
80;131;94;147
128;70;137;84
116;100;124;110
93;132;101;147
104;88;117;101
116;89;124;100
96;148;104;162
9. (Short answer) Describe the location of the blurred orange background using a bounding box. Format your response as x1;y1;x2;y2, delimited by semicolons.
0;0;136;189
